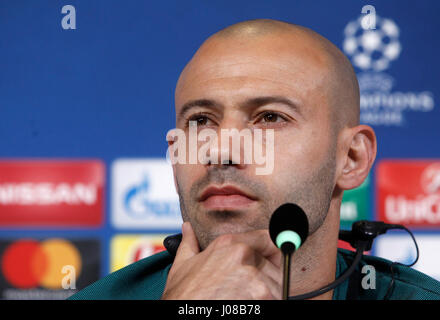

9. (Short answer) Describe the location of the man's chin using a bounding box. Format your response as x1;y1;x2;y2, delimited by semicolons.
195;221;266;250
189;205;270;249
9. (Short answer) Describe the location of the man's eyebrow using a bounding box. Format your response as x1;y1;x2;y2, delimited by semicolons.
177;99;221;119
177;96;303;120
243;96;303;117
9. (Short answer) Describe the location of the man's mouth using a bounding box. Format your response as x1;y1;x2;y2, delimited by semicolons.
198;185;257;210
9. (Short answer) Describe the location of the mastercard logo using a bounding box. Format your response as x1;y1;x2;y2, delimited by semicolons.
1;239;82;289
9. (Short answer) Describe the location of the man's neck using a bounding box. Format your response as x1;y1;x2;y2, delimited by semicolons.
287;200;341;300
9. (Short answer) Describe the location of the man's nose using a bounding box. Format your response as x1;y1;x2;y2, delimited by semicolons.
204;117;249;169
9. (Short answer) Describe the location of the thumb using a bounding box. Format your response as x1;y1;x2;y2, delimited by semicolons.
173;221;200;266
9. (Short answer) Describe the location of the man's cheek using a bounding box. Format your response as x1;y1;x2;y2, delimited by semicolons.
275;131;325;170
177;164;204;191
175;165;192;193
271;140;302;172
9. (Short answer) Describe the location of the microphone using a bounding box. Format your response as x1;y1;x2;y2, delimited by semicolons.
269;203;309;254
269;203;309;300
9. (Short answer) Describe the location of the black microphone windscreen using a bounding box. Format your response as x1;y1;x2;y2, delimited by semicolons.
269;203;309;248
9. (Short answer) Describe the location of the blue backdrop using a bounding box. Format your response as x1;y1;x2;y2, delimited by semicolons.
0;0;439;294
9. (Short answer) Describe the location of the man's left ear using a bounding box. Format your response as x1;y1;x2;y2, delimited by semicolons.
336;125;377;190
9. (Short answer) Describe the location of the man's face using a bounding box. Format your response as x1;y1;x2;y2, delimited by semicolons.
173;33;338;250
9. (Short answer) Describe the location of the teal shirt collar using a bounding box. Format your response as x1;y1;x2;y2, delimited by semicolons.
332;250;350;300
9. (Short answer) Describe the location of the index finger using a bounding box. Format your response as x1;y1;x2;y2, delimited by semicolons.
211;229;281;261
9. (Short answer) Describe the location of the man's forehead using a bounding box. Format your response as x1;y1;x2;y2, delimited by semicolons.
175;35;332;109
174;20;360;129
179;32;331;80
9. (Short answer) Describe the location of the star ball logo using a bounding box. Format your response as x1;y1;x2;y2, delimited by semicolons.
343;15;401;72
342;14;435;126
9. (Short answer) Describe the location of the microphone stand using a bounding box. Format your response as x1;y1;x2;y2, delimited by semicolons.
281;242;296;300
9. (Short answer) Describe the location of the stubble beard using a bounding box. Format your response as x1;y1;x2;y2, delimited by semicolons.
175;147;337;251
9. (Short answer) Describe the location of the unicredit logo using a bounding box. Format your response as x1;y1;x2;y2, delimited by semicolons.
0;161;104;227
421;163;440;195
378;161;440;226
385;195;440;224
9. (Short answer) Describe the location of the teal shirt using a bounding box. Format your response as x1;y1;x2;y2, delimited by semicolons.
69;249;440;300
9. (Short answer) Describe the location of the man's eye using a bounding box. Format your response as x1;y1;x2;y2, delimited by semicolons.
188;115;211;126
257;112;285;124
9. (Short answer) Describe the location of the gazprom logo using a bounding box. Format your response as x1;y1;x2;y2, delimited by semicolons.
123;174;180;218
112;159;182;229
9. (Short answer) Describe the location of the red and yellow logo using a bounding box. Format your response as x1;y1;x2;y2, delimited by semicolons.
111;235;166;272
1;239;82;289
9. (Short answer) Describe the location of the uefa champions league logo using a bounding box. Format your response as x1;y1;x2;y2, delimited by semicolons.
343;15;401;72
342;14;435;126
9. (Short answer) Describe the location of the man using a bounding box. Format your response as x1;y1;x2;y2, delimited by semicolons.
70;19;440;300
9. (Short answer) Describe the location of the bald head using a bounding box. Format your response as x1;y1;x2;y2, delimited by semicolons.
172;19;376;252
176;19;359;131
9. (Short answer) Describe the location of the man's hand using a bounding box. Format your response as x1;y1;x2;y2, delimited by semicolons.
161;222;283;300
